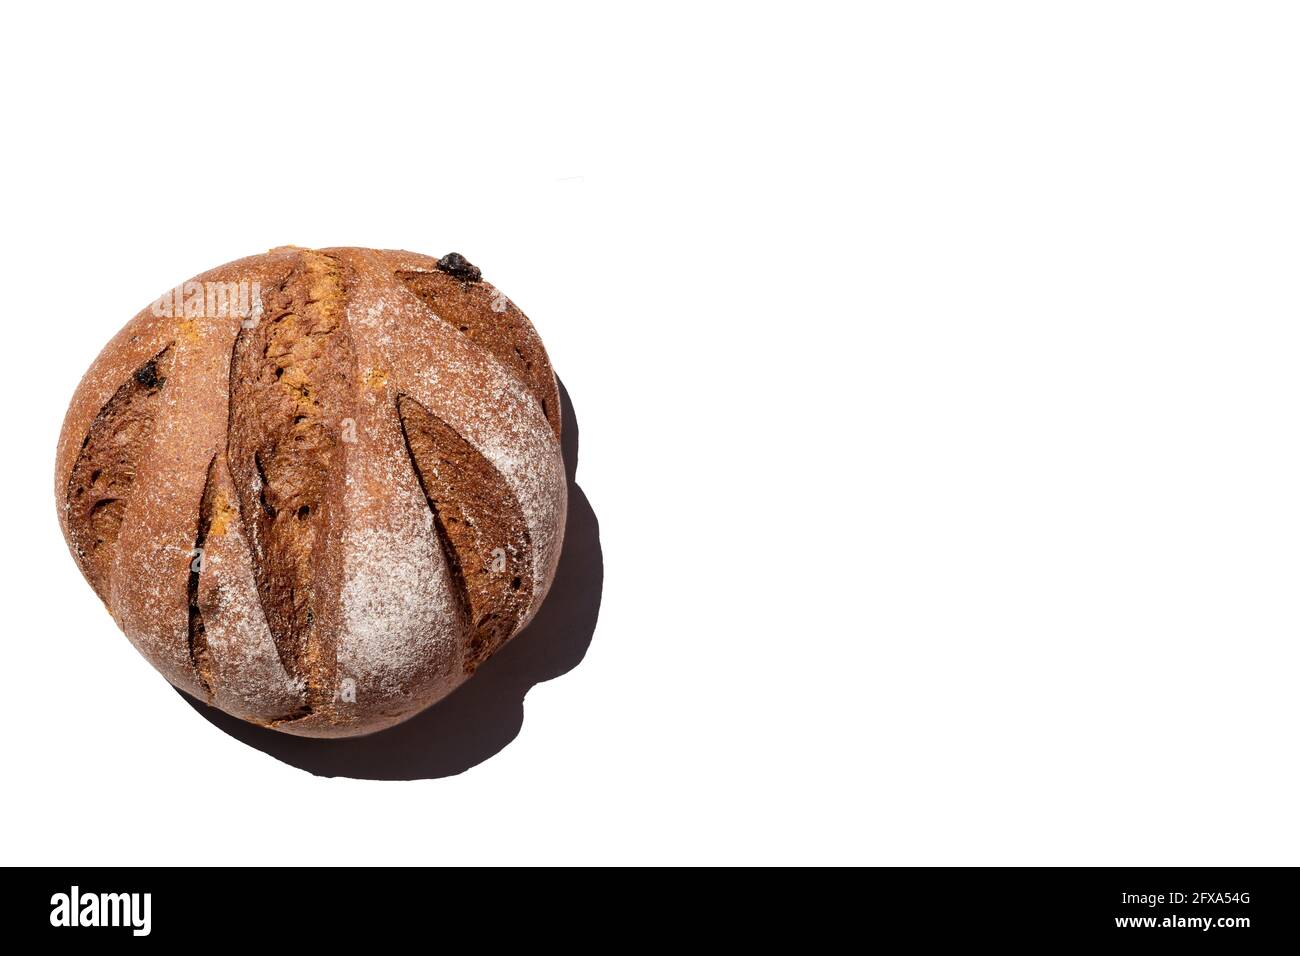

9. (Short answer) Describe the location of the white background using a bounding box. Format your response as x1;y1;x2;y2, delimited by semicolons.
1;2;1297;865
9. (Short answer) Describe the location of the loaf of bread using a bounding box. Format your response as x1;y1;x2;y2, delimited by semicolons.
55;247;567;737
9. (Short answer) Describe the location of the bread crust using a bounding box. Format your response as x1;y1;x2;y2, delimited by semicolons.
55;247;566;737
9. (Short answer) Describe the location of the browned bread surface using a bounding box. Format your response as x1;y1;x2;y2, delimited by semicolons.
55;247;566;737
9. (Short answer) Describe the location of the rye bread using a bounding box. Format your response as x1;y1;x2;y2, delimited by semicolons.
55;247;567;737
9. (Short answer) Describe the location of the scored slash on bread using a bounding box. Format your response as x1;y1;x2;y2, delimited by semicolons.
55;247;567;737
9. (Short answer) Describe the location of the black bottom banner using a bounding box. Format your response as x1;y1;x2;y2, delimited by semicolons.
12;867;1297;944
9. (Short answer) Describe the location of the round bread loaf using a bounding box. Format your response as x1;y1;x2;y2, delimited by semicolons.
55;247;567;737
